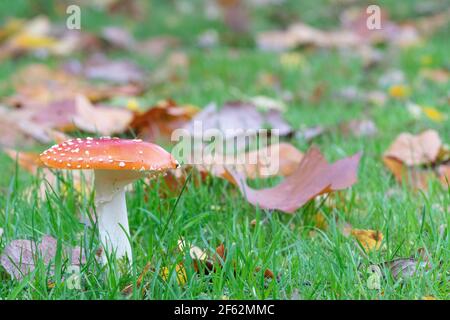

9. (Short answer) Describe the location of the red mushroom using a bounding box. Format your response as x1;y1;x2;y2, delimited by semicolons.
40;137;178;264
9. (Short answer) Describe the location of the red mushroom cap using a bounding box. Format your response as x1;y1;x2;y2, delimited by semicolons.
39;137;178;171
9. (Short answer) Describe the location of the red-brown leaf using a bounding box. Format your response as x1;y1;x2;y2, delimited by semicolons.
226;147;361;213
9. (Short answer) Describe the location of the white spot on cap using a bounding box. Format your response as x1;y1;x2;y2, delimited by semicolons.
119;161;126;167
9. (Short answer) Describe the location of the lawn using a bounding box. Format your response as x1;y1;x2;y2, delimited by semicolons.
0;0;448;300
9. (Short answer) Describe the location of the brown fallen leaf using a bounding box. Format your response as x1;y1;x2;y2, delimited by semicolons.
384;130;442;166
0;235;85;280
351;229;383;252
72;95;133;136
383;130;449;190
198;142;304;183
130;99;199;143
226;147;361;213
5;64;142;109
157;143;303;197
382;157;434;190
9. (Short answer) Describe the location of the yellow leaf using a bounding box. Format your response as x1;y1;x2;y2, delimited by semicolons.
351;229;383;252
388;85;410;99
13;33;57;49
422;106;446;123
160;263;187;286
422;296;437;300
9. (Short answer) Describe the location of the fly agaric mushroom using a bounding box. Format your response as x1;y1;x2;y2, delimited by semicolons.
39;137;178;263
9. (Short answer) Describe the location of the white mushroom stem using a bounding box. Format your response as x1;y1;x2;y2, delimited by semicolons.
94;170;144;264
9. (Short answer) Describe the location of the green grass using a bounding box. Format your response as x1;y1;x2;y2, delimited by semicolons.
0;0;449;300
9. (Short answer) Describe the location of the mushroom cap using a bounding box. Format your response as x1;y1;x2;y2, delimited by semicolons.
40;137;178;171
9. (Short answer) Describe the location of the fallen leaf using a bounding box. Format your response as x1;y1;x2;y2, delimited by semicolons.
72;95;133;136
5;64;140;108
351;229;383;252
200;142;304;182
379;249;431;280
183;101;293;146
130;99;199;143
383;130;449;190
384;130;442;166
227;147;361;213
0;235;85;280
0;106;43;147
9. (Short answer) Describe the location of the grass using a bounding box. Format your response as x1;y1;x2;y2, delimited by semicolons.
0;0;449;299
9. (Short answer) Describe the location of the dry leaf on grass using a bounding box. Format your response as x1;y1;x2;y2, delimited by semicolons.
384;130;441;166
73;95;133;136
157;143;304;196
130;99;199;143
226;147;361;213
351;229;383;252
0;106;45;147
199;142;304;182
0;235;85;280
374;248;432;281
383;130;449;189
5;64;142;109
183;101;293;142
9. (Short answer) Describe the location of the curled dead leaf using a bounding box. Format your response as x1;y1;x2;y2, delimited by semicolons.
226;147;361;213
